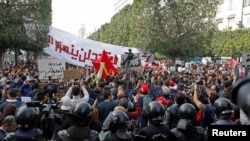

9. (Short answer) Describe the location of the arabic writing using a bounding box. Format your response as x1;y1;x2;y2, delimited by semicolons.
37;59;66;79
48;62;62;66
47;35;119;65
39;67;64;78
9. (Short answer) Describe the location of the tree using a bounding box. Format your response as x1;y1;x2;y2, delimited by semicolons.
0;0;51;68
88;0;219;61
152;0;219;60
211;28;250;58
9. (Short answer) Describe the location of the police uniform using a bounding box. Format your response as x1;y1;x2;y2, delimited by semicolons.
135;124;170;141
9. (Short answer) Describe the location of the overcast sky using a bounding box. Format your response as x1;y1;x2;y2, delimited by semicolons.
52;0;114;35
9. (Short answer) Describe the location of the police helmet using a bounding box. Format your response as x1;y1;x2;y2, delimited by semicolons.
178;103;196;120
110;110;131;140
213;98;233;117
110;110;129;130
16;105;37;129
232;77;250;118
146;101;165;124
127;100;135;112
71;102;92;124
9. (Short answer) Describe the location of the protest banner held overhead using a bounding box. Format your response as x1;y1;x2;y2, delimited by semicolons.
44;27;155;67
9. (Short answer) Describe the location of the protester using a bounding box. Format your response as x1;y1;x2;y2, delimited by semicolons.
65;81;90;111
96;90;116;123
0;115;17;140
0;57;248;141
0;88;23;113
0;104;17;125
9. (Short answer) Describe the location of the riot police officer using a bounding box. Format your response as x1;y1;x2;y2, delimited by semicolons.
104;110;132;141
169;103;205;141
56;101;98;141
232;77;250;125
212;98;235;125
135;101;170;141
4;105;44;141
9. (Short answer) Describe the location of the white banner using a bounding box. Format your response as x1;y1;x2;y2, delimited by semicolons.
37;59;66;79
44;27;155;67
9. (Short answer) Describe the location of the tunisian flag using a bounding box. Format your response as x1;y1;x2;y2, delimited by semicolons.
92;50;118;79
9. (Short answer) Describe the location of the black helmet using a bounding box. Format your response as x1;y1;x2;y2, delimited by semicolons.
16;105;37;129
178;103;196;120
71;102;92;124
213;98;233;117
110;110;131;140
146;101;165;124
232;77;250;118
127;100;135;112
110;110;129;130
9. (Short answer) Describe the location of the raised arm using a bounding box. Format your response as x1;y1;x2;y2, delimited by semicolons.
80;83;89;102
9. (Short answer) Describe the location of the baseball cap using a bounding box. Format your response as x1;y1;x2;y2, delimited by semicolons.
60;96;71;111
156;97;169;105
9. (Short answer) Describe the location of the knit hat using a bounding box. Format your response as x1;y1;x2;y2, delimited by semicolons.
60;96;71;111
162;86;170;96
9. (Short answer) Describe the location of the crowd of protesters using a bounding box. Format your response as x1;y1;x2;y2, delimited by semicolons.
0;59;249;141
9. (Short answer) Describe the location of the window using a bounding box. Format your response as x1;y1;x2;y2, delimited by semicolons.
244;0;250;7
228;17;235;29
246;15;250;26
217;22;224;30
228;0;233;10
217;4;222;13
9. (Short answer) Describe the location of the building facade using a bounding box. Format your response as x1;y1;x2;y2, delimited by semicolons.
216;0;250;30
113;0;134;14
112;0;250;31
78;24;86;37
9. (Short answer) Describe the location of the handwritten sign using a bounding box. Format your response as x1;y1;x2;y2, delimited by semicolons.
63;69;81;80
38;59;65;79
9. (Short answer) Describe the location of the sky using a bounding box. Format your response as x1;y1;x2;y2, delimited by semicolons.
52;0;114;36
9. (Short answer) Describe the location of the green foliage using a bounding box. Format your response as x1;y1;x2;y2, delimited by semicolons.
212;28;250;58
88;0;219;61
0;0;51;58
157;0;219;60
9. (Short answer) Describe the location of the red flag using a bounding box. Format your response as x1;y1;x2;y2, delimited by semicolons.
230;58;239;67
92;50;118;79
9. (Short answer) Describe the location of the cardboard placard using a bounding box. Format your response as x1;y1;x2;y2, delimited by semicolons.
63;69;81;80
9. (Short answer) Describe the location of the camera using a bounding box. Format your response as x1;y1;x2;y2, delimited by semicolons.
44;83;58;94
26;101;62;140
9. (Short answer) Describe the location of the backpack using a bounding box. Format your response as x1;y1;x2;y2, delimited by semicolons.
195;104;217;128
142;95;152;116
